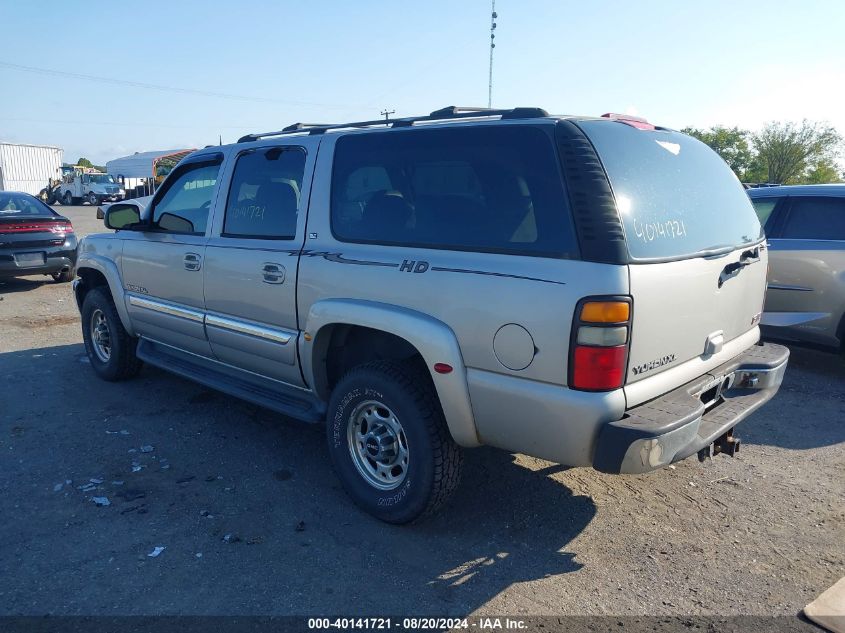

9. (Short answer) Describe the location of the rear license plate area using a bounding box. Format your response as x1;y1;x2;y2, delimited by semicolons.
14;252;46;266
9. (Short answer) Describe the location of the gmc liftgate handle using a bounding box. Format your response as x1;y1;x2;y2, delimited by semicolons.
718;247;760;288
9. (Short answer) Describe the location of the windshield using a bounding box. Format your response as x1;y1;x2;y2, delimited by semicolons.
0;192;55;217
578;120;763;261
89;174;115;184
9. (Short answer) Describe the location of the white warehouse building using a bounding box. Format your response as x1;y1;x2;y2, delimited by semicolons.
0;142;64;196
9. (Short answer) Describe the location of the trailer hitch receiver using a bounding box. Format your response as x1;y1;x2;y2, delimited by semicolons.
698;429;741;462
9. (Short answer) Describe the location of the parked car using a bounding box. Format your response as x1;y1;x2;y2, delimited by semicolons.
0;191;77;283
748;184;845;355
72;106;789;523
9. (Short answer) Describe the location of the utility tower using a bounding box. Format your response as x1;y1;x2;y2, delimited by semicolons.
488;1;497;108
380;108;395;121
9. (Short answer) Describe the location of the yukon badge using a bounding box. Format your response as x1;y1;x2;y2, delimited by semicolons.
631;354;676;376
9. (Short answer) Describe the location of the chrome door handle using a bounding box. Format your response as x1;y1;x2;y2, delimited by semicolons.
184;252;202;271
262;262;285;284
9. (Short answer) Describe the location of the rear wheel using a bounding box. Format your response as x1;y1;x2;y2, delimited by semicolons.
81;288;142;381
326;360;463;524
87;192;99;206
62;191;73;206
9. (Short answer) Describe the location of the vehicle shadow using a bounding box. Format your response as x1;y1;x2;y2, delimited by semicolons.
406;450;593;612
0;276;51;294
741;343;845;450
0;342;595;616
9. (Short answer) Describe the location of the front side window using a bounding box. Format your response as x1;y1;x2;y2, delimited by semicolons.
330;125;577;257
223;147;306;239
152;161;220;234
781;197;845;240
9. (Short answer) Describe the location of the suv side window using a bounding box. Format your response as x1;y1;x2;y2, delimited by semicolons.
330;126;578;257
781;197;845;240
152;160;221;235
750;197;780;233
223;147;306;239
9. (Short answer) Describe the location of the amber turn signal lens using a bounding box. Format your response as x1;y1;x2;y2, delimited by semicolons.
580;301;630;323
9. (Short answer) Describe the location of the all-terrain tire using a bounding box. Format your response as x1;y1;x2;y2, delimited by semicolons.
81;287;142;381
326;359;463;524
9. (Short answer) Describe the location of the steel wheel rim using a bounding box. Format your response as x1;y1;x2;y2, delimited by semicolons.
90;308;111;363
347;399;409;490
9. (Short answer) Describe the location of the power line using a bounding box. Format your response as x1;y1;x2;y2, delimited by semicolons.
0;60;362;110
0;117;259;130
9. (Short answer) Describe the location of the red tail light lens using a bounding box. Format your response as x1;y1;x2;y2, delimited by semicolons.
0;221;73;235
571;345;627;390
569;296;632;391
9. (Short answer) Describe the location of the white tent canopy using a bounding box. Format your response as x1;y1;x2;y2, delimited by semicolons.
106;149;194;179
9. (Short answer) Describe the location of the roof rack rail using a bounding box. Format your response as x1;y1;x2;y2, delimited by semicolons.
237;106;549;143
282;122;334;132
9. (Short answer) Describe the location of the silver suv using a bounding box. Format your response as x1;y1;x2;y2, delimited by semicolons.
73;106;789;523
748;184;845;354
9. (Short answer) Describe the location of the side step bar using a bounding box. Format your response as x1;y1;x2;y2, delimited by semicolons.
136;338;326;424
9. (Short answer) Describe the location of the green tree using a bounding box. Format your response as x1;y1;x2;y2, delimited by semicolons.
752;120;842;184
805;158;843;184
682;126;753;180
76;157;93;168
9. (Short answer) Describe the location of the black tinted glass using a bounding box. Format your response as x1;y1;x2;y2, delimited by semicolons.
751;198;779;231
224;147;306;239
579;120;763;260
152;162;220;234
0;192;54;217
782;197;845;240
331;126;577;257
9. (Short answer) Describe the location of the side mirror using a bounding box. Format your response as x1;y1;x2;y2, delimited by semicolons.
104;203;143;230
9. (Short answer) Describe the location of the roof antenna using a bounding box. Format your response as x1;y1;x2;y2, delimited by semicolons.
488;0;497;108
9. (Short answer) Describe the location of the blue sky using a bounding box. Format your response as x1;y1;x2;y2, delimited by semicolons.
1;0;843;164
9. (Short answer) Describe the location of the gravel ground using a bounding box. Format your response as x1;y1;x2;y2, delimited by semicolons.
0;206;842;620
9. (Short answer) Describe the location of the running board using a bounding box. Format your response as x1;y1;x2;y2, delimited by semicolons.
136;338;326;423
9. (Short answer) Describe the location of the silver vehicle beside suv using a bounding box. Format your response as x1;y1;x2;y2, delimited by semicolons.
748;184;845;355
73;106;789;523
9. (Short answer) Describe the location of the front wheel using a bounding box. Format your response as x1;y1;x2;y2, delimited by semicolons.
81;287;142;381
326;360;463;524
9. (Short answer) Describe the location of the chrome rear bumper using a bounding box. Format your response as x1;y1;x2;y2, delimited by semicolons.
593;342;790;474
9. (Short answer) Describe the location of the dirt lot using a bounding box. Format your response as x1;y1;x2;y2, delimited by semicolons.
1;206;842;620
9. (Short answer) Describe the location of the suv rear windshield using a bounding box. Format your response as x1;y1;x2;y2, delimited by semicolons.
331;125;578;257
578;120;763;261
